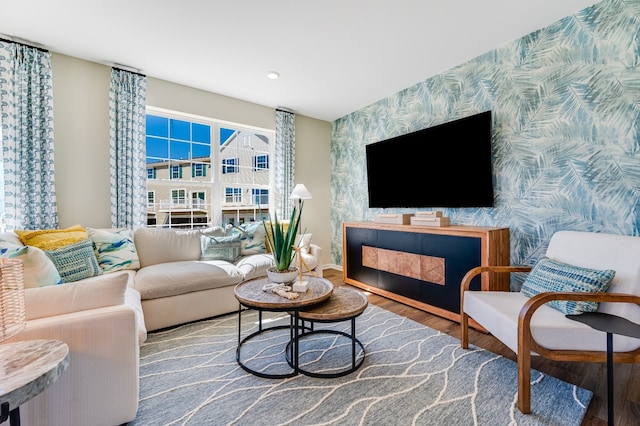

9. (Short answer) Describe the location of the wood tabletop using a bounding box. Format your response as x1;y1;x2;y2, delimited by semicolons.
234;276;333;310
298;287;369;321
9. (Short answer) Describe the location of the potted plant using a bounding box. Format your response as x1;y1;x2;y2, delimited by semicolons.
261;204;302;283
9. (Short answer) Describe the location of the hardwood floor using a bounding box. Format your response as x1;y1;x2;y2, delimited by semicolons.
322;268;640;426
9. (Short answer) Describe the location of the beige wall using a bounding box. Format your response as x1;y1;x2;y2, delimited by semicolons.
50;53;332;266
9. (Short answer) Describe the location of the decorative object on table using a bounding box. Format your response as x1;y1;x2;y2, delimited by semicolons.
291;245;316;292
0;258;26;342
261;190;304;282
261;283;299;300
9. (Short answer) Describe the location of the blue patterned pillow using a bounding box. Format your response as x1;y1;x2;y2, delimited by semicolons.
87;228;140;273
45;238;103;283
521;257;615;314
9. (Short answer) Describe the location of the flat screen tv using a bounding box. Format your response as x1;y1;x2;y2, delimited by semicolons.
365;111;494;208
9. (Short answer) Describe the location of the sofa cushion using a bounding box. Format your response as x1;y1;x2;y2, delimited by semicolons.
0;240;62;287
24;271;129;320
200;233;241;262
45;238;103;283
15;224;88;250
235;253;275;281
133;260;243;300
134;228;201;267
521;256;615;315
87;228;140;273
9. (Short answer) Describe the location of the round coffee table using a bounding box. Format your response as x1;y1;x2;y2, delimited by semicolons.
286;286;368;378
234;276;333;378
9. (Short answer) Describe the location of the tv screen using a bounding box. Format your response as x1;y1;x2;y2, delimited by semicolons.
365;111;494;208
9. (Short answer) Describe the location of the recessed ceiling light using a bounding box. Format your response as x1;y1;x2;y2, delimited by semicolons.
267;71;280;80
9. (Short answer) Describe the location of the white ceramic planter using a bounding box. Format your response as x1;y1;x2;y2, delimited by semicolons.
266;266;298;284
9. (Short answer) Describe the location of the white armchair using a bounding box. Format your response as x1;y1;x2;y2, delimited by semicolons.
460;230;640;413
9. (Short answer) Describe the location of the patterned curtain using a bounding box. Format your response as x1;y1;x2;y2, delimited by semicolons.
109;68;147;229
275;108;295;219
0;41;57;230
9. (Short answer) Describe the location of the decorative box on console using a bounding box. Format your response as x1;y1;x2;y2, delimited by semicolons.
415;211;443;218
374;213;414;225
410;216;450;227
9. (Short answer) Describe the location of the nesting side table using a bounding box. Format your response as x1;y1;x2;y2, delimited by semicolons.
288;286;369;378
0;339;69;426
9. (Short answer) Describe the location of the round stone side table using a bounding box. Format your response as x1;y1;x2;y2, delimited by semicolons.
0;339;69;426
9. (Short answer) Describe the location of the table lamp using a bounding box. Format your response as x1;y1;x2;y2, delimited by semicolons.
289;184;312;234
0;258;26;343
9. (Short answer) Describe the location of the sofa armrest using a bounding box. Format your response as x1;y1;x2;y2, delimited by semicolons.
309;243;323;277
3;305;140;426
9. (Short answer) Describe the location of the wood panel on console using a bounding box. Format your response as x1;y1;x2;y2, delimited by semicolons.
342;221;510;324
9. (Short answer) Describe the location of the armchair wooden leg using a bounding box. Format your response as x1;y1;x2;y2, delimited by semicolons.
461;311;469;349
517;323;532;414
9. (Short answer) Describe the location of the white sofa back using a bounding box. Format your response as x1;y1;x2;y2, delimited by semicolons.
134;228;202;267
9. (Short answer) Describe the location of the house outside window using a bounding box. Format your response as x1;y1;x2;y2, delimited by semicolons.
192;191;205;209
192;163;206;178
222;158;238;174
225;187;242;204
252;189;269;205
171;189;186;205
170;165;182;179
147;191;155;208
253;155;269;171
145;107;275;228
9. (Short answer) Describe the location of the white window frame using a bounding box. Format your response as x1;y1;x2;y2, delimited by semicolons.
146;106;276;227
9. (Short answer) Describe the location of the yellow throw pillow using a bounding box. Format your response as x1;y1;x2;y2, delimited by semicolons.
15;224;88;251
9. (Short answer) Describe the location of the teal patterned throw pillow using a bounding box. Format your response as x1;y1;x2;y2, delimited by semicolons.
87;228;140;273
45;238;103;283
233;222;267;255
521;257;615;315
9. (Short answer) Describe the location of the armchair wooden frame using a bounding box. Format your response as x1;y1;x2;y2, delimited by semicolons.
460;265;640;414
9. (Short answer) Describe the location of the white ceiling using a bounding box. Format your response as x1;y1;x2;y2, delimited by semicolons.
0;0;598;122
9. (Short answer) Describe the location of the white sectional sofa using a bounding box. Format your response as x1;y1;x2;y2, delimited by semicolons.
0;225;322;426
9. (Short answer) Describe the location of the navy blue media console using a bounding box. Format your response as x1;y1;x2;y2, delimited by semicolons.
342;222;510;324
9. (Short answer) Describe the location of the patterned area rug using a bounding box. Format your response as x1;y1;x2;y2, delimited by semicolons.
130;305;591;425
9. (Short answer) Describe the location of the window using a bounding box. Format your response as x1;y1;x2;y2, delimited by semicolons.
192;191;205;209
225;187;242;203
253;155;269;171
252;189;269;205
146;107;275;229
192;163;206;177
172;189;186;205
222;158;238;174
147;191;155;208
170;165;182;179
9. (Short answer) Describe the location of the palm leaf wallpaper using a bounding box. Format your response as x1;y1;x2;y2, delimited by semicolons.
331;0;639;289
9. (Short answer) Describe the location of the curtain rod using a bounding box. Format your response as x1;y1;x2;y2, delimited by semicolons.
112;66;146;78
0;36;48;53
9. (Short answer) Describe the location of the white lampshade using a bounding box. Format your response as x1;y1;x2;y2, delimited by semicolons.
0;258;25;342
289;184;312;200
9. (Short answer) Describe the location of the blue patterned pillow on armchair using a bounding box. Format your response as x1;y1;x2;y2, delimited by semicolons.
521;257;615;315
